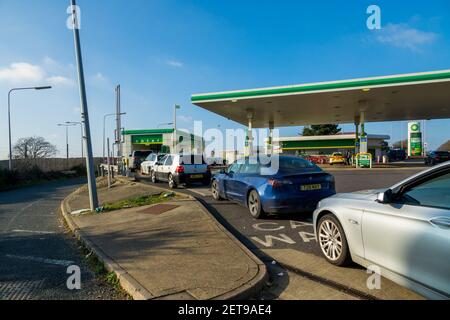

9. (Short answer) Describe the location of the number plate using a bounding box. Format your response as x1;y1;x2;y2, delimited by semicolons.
301;184;322;191
190;174;204;179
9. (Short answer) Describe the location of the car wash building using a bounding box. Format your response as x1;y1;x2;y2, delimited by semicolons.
122;129;204;158
274;133;390;159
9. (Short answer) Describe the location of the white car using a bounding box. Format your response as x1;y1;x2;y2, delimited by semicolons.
313;162;450;300
140;154;166;175
151;154;212;189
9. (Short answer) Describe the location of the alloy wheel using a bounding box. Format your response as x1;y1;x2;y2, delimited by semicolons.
212;181;219;199
248;191;259;216
168;175;175;189
318;220;343;262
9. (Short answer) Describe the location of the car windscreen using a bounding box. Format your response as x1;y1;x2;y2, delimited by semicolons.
435;151;450;156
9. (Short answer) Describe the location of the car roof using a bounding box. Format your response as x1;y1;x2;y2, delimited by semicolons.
390;161;450;190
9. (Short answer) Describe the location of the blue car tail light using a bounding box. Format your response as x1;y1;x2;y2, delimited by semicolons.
268;178;294;188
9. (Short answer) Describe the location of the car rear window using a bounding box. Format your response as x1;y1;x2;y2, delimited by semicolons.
180;155;207;165
255;156;316;171
134;151;152;157
278;157;316;170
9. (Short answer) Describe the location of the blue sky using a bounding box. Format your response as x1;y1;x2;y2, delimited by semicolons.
0;0;449;158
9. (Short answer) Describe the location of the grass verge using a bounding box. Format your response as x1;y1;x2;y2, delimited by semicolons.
77;239;132;300
102;192;175;212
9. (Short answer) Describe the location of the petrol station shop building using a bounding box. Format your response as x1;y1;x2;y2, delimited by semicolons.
274;133;390;158
122;129;203;158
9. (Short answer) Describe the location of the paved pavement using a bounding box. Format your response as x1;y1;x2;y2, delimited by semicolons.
0;179;124;300
138;167;425;299
63;179;267;300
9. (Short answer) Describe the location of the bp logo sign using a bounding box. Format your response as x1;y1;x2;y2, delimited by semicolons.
411;124;420;132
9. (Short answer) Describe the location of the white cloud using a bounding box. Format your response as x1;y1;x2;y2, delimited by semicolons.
167;60;184;68
374;23;437;51
178;115;193;123
47;75;74;86
94;72;106;80
0;62;45;83
43;56;58;66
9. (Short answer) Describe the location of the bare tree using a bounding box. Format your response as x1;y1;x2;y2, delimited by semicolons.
13;136;58;160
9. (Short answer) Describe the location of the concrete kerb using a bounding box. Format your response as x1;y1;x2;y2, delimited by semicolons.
60;178;268;300
60;189;154;300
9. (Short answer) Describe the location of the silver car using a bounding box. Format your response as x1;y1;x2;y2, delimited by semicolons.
313;162;450;300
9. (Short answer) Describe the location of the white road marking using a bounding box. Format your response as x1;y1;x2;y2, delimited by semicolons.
290;220;313;229
251;234;296;248
299;231;317;243
5;199;43;230
253;222;285;232
12;230;56;235
5;254;75;267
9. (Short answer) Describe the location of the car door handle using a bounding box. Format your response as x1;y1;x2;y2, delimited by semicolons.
430;217;450;229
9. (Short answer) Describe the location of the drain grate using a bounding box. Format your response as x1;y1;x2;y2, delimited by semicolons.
0;279;45;300
138;204;179;215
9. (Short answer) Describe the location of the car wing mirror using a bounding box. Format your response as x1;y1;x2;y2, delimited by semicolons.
376;189;393;204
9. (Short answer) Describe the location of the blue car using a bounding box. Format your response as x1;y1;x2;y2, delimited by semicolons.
211;155;336;218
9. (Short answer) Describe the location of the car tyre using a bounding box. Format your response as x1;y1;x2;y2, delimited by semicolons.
151;171;159;183
211;180;223;201
317;214;351;266
247;190;265;219
168;174;177;189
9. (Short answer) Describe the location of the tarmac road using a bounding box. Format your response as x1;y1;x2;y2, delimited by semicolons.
139;168;424;256
0;179;123;300
139;167;425;300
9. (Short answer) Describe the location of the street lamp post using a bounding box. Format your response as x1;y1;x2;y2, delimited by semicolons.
66;121;84;158
103;112;126;161
173;105;180;153
7;86;52;170
70;0;98;211
58;123;77;159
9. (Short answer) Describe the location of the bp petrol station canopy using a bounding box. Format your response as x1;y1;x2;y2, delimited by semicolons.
191;70;450;128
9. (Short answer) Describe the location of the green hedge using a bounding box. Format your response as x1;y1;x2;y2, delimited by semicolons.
0;165;87;191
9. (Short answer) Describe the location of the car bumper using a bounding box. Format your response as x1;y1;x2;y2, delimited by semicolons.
173;172;212;185
262;190;336;214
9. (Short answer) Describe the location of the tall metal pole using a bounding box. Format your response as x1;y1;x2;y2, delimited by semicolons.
115;85;122;158
103;113;115;161
65;121;83;158
7;86;51;170
8;91;12;170
80;122;84;159
173;105;180;153
103;112;125;162
70;0;98;210
66;125;69;159
107;138;111;189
